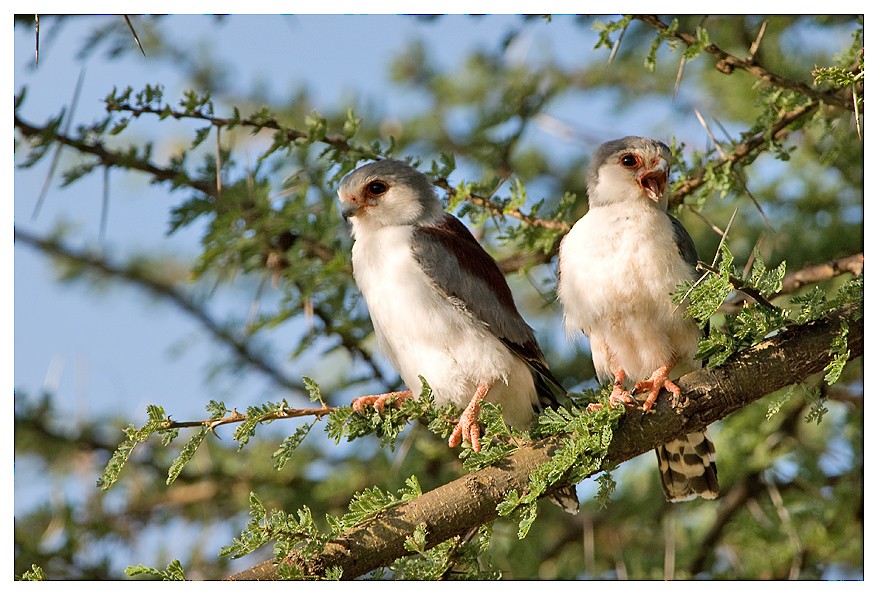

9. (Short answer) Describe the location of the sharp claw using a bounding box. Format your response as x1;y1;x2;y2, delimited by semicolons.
469;424;482;453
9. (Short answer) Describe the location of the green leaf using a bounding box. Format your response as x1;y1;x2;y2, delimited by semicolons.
96;405;170;491
803;385;829;424
404;522;429;554
125;559;186;580
823;321;850;385
273;422;315;471
766;385;796;420
303;376;324;404
746;250;786;297
166;426;209;485
20;564;46;581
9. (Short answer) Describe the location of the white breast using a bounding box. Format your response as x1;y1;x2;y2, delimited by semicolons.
351;224;538;427
557;203;701;385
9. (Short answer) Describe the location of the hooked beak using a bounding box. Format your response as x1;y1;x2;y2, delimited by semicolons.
338;195;363;221
638;159;669;202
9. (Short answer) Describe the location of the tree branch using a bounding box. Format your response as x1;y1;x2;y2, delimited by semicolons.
14;227;305;395
633;15;858;112
104;102;367;155
227;304;862;580
13;92;820;246
14;228;396;395
670;100;819;206
721;252;864;311
14;111;218;197
432;177;569;232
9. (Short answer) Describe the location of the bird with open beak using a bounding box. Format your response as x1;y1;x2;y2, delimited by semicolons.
337;159;568;457
557;137;719;502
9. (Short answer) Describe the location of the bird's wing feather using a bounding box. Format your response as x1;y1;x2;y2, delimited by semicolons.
411;214;566;404
667;213;698;273
667;212;710;344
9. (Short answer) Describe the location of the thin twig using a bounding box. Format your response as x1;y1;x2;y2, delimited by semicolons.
721;252;864;312
674;207;736;314
215;124;222;197
14;227;306;394
123;15;146;56
100;166;110;243
33;67;87;220
433;176;569;232
671;101;819;206
748;20;769;60
696;261;777;309
693;109;774;231
165;404;337;434
15;111;217;196
673;55;686;100
606;20;629;66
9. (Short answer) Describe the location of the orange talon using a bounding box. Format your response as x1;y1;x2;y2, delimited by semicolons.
351;390;413;415
589;369;635;413
448;383;490;452
633;364;679;413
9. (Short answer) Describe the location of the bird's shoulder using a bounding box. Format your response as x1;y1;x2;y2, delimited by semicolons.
410;213;520;313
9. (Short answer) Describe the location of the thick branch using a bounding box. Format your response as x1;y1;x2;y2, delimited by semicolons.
228;304;862;580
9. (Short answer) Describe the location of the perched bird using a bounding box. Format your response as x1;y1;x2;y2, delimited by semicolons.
337;159;568;458
557;137;719;502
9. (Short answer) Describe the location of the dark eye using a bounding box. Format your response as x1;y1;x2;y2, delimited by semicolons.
620;154;640;168
366;181;388;196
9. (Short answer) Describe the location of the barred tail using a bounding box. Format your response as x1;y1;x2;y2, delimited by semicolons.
548;484;580;515
655;430;719;502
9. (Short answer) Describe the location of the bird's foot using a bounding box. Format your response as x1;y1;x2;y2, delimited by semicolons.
587;371;635;413
351;390;413;415
448;384;490;453
633;364;680;413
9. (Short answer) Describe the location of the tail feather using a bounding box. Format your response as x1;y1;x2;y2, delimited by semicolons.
531;366;571;412
528;368;579;514
655;430;719;502
548;484;580;515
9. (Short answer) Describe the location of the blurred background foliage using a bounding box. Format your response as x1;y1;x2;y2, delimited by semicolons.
14;14;862;580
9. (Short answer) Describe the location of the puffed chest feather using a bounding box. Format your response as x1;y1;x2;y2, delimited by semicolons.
350;224;527;413
558;203;700;380
351;226;447;355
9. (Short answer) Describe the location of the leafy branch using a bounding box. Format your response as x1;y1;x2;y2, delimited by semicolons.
632;15;860;111
12;82;833;261
227;303;863;580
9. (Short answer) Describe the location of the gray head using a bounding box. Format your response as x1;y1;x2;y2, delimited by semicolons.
586;136;672;210
337;160;444;230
